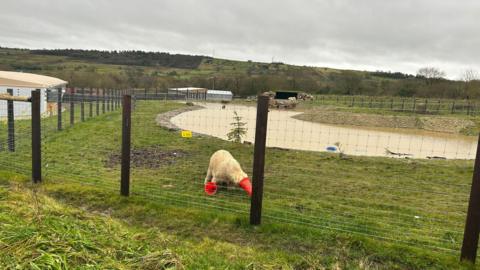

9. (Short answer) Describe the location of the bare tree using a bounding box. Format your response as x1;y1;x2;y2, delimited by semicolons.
417;67;446;85
461;69;479;98
461;69;479;82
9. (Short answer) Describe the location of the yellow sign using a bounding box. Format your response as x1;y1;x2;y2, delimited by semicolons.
181;130;192;138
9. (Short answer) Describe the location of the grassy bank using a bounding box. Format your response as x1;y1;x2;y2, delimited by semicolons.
293;106;479;136
0;101;477;268
233;96;480;135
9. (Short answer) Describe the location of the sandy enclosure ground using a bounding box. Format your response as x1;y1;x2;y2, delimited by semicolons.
170;103;477;159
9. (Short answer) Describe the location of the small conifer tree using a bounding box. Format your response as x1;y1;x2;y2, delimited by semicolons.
227;111;247;143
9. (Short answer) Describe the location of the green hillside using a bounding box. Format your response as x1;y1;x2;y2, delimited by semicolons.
1;47;477;99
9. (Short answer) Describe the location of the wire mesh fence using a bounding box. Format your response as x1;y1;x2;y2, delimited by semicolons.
309;95;480;115
0;89;478;261
157;95;476;255
41;88;123;193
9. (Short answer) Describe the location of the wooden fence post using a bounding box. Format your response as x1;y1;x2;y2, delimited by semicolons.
96;88;100;116
461;133;480;263
118;90;121;107
111;89;115;110
31;89;41;183
412;98;416;112
57;88;62;130
81;88;85;122
107;89;111;111
115;90;118;109
7;89;15;152
70;88;75;126
111;89;114;110
250;94;269;225
89;88;93;118
121;95;131;196
102;89;106;113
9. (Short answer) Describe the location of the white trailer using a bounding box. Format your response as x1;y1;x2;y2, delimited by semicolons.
206;90;233;101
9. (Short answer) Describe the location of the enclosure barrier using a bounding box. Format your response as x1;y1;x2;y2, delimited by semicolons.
314;95;480;115
250;95;269;225
121;95;131;196
461;134;480;262
0;90;40;182
4;88;480;264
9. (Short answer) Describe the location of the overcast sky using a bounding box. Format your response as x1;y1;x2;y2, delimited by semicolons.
1;0;479;79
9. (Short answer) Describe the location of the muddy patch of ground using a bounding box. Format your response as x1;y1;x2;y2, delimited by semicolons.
106;146;187;169
293;108;476;135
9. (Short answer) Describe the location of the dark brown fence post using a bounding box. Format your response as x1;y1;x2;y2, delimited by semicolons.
452;101;456;114
57;88;62;130
116;90;119;109
111;89;114;110
7;89;15;152
114;90;117;109
70;88;75;126
461;133;480;263
89;88;93;118
121;95;131;196
107;89;111;111
250;94;269;225
31;89;41;183
102;89;106;113
96;88;100;116
80;88;85;122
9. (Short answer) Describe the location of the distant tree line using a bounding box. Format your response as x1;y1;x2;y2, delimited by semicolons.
370;71;416;79
31;49;208;69
2;47;479;99
33;66;480;100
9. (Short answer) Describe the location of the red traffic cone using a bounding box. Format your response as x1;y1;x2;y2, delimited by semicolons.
239;178;252;197
205;182;217;195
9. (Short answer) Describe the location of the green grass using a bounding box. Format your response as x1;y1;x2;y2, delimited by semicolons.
0;100;478;268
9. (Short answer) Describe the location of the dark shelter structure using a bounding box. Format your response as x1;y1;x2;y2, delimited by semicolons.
274;91;298;100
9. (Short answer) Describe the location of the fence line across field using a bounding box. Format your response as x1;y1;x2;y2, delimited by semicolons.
2;89;480;263
312;95;480;115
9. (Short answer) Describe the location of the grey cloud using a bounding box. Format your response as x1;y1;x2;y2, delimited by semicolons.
1;0;479;78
